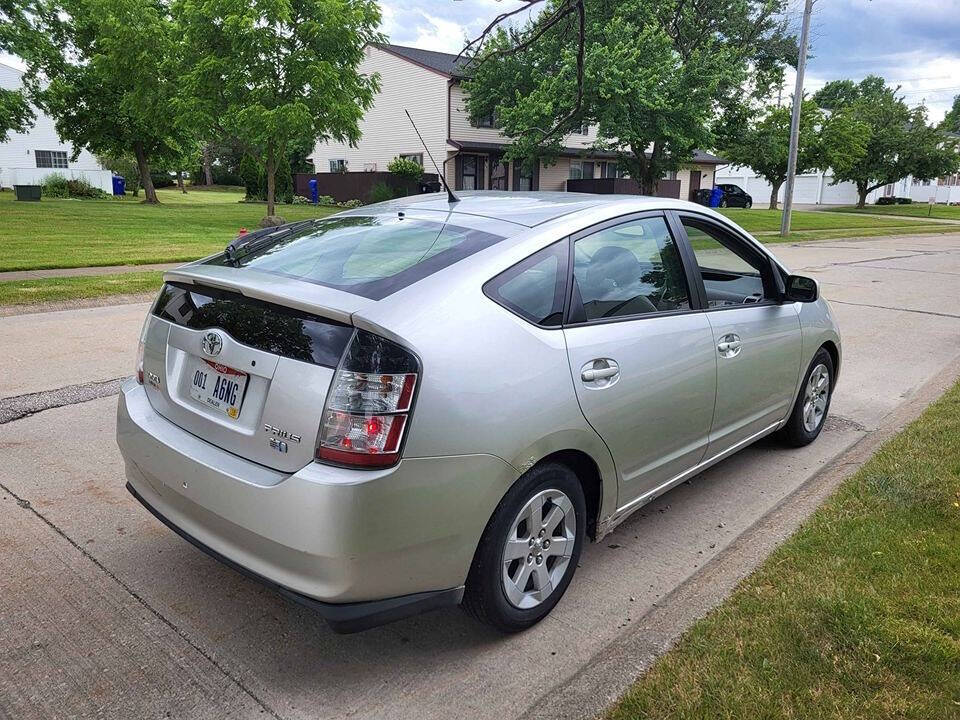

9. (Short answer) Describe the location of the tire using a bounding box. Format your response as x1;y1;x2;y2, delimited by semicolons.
719;198;728;208
745;199;753;209
462;462;586;632
780;347;834;447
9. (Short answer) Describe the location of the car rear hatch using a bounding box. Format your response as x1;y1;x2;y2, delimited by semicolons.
140;266;372;473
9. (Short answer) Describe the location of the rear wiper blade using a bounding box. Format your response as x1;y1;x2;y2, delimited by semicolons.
225;219;318;265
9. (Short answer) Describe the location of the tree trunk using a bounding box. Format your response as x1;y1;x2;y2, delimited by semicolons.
202;144;214;186
133;141;158;204
856;182;868;209
265;144;276;217
176;170;186;194
769;181;783;210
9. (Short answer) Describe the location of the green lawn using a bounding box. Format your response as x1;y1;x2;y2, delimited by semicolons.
824;203;960;221
0;187;339;272
718;207;939;232
0;271;163;306
607;382;960;720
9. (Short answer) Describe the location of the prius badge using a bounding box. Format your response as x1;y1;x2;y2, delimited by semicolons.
201;331;223;357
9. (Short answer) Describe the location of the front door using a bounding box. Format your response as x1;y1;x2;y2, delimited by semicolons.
563;213;717;510
677;214;802;456
688;170;701;201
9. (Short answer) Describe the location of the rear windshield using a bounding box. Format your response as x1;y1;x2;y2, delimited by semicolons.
207;215;506;300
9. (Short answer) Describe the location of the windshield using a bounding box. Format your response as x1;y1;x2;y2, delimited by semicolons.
208;215;506;300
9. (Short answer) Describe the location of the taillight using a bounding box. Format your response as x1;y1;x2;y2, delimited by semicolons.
316;330;420;468
135;316;149;384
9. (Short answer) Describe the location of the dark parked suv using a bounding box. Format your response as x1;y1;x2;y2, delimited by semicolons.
715;184;753;208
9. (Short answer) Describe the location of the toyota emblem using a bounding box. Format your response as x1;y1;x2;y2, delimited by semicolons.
201;331;223;357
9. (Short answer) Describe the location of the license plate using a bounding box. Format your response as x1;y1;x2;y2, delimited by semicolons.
188;358;248;419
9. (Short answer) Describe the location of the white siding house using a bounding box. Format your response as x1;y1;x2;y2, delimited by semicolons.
0;63;112;192
312;44;724;198
714;165;885;207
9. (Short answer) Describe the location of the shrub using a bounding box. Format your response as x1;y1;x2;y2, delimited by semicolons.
150;171;175;188
291;194;310;204
388;156;424;182
875;196;896;205
41;174;71;198
368;181;396;204
317;194;336;206
895;197;913;204
338;199;363;208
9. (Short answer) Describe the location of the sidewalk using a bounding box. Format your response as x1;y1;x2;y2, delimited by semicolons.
0;262;181;282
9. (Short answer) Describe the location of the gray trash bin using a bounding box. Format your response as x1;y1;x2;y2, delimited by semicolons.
14;184;42;201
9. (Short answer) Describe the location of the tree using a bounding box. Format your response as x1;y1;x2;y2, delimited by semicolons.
940;95;960;134
815;76;960;208
8;0;192;203
175;0;382;217
462;0;796;194
388;157;424;183
723;100;869;209
0;2;35;140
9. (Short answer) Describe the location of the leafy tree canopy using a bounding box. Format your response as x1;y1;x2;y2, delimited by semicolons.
723;99;869;209
0;1;36;140
174;0;383;216
7;0;193;202
814;76;960;207
940;94;960;134
463;0;797;193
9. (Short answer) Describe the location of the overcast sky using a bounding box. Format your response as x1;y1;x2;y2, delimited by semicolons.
381;0;960;122
3;0;958;122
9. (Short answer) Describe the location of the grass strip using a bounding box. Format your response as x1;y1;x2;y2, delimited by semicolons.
0;271;163;306
607;380;960;720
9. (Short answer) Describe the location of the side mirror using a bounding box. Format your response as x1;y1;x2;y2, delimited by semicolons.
784;274;819;303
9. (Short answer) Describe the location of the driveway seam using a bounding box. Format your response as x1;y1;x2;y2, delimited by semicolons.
825;298;960;320
0;377;126;424
0;479;284;720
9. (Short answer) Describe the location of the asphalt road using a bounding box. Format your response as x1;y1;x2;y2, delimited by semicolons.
2;232;960;720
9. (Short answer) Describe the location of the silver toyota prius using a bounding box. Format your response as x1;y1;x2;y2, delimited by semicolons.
117;192;840;633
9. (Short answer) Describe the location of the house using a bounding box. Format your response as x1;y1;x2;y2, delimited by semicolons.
311;44;724;199
714;165;887;206
0;62;112;193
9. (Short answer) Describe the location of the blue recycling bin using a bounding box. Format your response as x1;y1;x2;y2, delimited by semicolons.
308;177;318;205
709;186;723;208
112;175;126;196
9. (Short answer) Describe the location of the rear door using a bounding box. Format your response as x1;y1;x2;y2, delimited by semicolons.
562;213;717;510
675;213;802;456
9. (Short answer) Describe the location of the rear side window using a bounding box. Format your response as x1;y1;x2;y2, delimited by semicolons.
208;215;506;300
484;241;568;327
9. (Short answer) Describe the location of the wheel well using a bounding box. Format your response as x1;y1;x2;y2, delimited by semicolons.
535;450;603;540
821;340;840;382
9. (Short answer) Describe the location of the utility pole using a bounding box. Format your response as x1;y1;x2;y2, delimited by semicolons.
780;0;814;237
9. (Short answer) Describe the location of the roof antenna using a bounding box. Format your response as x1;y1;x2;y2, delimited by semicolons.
405;109;460;203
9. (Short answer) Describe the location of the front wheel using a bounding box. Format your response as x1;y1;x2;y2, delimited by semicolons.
781;347;834;446
745;199;753;209
462;462;585;632
719;198;728;208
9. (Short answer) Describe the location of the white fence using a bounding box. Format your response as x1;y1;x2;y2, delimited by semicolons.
908;183;960;205
0;167;114;193
716;166;884;206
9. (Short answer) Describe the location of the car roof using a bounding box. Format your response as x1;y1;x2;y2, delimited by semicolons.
337;191;713;228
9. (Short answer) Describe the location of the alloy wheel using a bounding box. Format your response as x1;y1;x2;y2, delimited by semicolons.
802;363;830;432
501;489;576;609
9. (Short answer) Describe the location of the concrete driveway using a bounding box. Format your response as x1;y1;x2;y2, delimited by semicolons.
2;232;960;720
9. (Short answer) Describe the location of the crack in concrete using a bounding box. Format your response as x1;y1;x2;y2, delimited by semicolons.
849;264;960;277
0;378;126;424
0;480;284;720
826;298;960;320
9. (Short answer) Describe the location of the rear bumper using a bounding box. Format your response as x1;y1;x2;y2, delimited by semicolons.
116;380;517;628
126;481;463;633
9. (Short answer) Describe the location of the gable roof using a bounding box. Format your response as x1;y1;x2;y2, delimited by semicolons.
377;43;467;77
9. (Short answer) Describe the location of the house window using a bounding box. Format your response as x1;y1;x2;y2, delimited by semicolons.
329;159;347;173
399;153;423;166
569;161;595;180
35;150;68;169
456;154;485;191
490;157;509;190
513;160;539;191
662;170;677;181
601;162;618;178
577;123;589;135
471;112;496;129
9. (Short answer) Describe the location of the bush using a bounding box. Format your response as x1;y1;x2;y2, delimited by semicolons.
150;171;175;188
895;197;913;204
338;199;363;208
388;156;424;182
41;174;71;198
41;174;107;199
291;194;310;204
875;196;896;205
368;181;397;204
317;194;336;206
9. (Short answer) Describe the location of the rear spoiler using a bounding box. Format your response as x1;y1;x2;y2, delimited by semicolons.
224;219;320;265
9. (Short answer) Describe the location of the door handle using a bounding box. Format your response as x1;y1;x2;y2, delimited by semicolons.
717;334;742;358
582;365;619;381
580;359;620;386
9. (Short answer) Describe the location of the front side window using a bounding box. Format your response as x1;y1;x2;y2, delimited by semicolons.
484;241;567;327
210;216;507;300
36;150;68;169
681;218;768;307
573;216;691;321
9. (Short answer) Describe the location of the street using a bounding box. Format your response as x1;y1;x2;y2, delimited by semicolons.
2;231;960;720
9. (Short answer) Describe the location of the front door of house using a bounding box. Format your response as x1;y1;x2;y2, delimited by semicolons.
689;170;701;201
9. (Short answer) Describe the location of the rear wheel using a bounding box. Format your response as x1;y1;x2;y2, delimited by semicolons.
462;462;585;632
781;347;834;446
745;199;753;209
719;198;728;208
